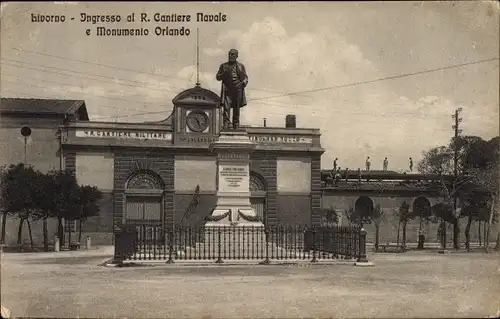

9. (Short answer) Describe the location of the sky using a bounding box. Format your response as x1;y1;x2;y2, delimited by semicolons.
1;1;499;170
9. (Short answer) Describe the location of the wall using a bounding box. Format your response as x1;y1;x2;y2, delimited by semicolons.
0;216;59;247
250;152;277;225
276;157;311;193
81;191;114;232
113;149;175;229
275;156;315;225
322;191;498;245
0;117;63;172
174;193;217;227
174;155;216;192
0;117;116;246
276;195;311;226
75;152;114;190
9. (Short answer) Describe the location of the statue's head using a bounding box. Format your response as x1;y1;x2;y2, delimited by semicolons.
228;49;238;62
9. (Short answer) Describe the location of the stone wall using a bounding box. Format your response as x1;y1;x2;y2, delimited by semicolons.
323;190;498;245
0;117;63;173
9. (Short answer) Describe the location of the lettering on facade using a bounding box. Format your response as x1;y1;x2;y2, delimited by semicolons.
249;135;313;144
221;167;246;188
188;136;218;144
76;130;172;140
219;153;246;160
176;135;218;144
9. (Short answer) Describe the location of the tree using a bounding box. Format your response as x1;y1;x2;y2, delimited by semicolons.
396;201;413;248
460;136;499;252
460;191;490;251
469;165;499;252
31;171;56;252
75;185;102;243
418;146;453;175
418;146;461;249
320;206;339;227
49;169;81;247
0;163;38;250
344;206;357;226
419;137;491;249
371;204;385;251
0;165;10;244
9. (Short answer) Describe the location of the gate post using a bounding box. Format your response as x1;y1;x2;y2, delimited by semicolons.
259;227;270;265
357;228;368;263
110;229;124;265
310;227;317;263
355;228;373;266
166;228;174;264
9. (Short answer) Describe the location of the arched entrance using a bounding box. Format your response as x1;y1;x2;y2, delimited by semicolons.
413;196;432;248
354;196;374;223
250;171;267;224
124;170;165;225
413;196;432;219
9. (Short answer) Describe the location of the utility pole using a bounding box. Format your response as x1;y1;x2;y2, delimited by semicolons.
452;108;463;185
450;108;463;249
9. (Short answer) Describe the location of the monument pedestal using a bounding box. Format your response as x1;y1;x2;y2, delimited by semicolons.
198;130;269;259
205;130;264;228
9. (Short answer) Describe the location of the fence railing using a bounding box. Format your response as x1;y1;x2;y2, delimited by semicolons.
113;224;368;264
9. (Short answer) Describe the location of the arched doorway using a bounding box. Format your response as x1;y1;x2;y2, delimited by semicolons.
413;196;431;219
250;171;267;225
413;196;432;248
354;196;374;224
124;170;165;225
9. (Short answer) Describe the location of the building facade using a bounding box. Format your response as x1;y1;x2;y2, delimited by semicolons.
0;85;324;246
320;170;494;245
1;89;494;247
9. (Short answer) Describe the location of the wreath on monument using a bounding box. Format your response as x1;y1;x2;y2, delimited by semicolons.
204;210;231;222
238;210;263;222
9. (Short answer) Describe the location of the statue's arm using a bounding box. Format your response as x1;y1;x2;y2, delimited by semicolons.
216;64;225;81
240;64;249;87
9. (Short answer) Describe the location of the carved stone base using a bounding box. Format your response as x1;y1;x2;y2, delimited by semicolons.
204;207;264;227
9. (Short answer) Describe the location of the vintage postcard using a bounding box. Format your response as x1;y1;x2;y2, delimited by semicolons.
0;1;499;318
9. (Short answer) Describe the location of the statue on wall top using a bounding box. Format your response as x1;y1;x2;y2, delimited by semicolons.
216;49;249;130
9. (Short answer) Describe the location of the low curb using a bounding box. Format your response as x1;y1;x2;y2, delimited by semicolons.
354;261;375;267
102;259;366;268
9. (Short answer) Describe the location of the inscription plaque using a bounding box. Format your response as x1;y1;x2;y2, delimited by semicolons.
220;167;247;188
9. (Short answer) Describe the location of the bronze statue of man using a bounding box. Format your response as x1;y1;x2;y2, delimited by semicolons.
216;49;248;130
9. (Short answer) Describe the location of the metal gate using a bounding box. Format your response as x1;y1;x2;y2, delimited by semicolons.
250;197;266;224
125;196;162;224
125;196;163;248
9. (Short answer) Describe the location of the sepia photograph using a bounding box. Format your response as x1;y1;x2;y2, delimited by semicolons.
0;1;499;318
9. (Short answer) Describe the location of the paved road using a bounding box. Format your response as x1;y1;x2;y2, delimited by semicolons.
1;248;499;318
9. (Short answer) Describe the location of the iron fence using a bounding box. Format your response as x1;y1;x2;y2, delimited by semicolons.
113;224;368;264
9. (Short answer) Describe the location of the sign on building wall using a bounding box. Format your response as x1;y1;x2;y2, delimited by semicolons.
249;135;313;144
76;130;172;141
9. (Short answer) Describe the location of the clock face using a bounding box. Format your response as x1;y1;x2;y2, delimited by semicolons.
186;110;209;132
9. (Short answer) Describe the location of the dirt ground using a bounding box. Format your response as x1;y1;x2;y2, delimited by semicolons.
1;248;499;318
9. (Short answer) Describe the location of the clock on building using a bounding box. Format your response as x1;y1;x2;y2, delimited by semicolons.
186;110;209;132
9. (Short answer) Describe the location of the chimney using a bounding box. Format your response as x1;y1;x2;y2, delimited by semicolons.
285;114;296;128
263;118;267;127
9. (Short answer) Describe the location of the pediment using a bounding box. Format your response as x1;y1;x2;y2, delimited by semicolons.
172;86;220;107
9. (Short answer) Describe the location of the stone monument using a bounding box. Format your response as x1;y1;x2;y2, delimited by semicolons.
205;131;263;227
202;130;266;259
